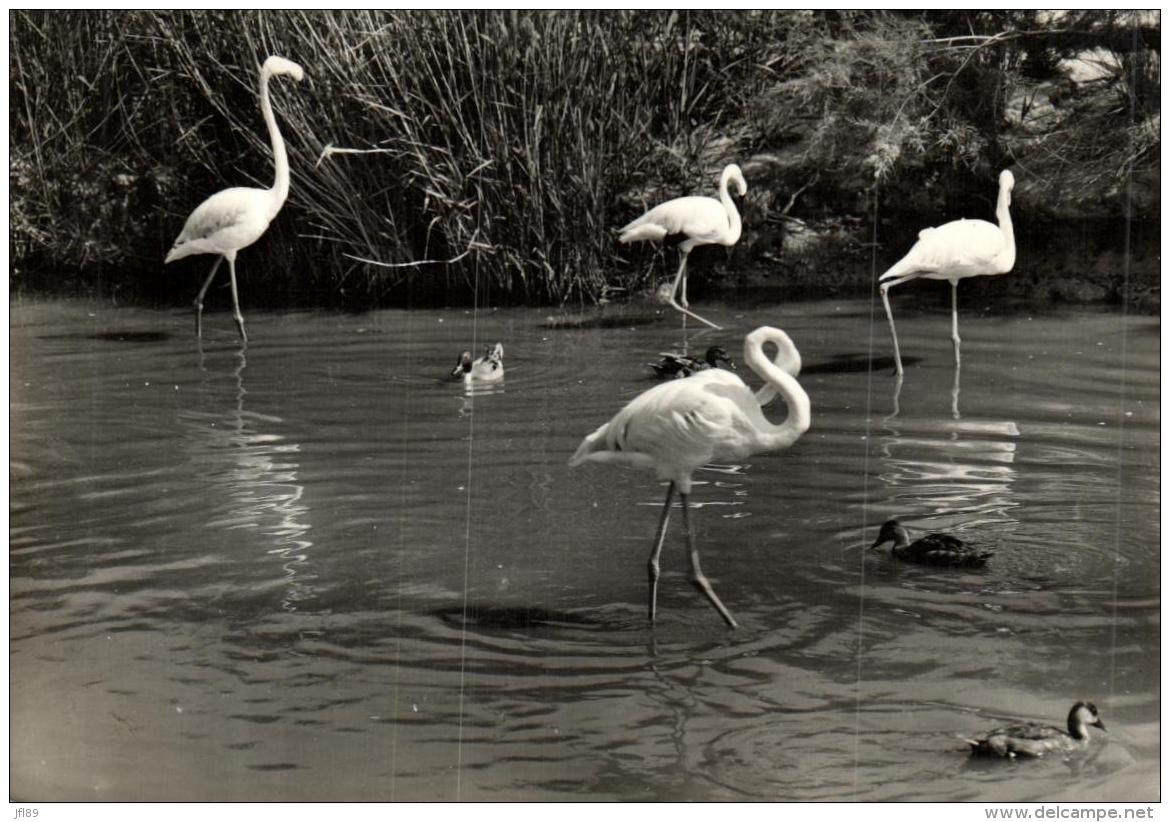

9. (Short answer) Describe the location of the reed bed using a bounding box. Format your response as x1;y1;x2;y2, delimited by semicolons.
10;11;1158;307
11;10;779;305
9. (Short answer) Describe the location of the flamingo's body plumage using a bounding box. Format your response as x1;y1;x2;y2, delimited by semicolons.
880;170;1016;375
570;326;810;627
619;164;747;330
165;56;304;342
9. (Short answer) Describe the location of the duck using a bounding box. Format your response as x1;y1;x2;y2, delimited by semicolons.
869;519;993;567
649;346;735;379
450;343;504;383
965;701;1106;758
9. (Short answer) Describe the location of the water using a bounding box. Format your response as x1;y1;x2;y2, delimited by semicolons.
9;295;1158;801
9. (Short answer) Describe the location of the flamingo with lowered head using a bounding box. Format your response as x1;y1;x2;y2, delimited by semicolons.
570;326;810;628
879;169;1016;376
619;163;748;331
165;56;305;342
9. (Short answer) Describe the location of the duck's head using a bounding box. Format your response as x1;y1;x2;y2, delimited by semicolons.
1067;701;1106;737
450;351;473;378
705;346;735;370
869;519;910;550
486;342;504;363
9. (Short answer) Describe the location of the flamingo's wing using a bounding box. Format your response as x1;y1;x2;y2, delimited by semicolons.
619;196;728;244
880;219;1006;280
166;187;272;262
570;376;730;472
178;188;259;242
625;376;755;457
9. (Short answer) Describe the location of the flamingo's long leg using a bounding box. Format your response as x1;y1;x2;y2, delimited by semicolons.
681;493;738;628
646;482;675;624
950;278;961;368
227;255;247;344
668;252;722;330
879;274;916;377
193;256;223;339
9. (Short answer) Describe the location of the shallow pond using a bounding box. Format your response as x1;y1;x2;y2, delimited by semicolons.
9;294;1159;801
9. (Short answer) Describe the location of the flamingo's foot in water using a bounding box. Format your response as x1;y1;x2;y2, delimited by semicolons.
668;298;722;330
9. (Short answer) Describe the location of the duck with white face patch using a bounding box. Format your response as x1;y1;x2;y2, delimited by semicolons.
450;343;504;384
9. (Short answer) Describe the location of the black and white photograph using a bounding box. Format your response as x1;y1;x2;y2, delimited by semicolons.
8;9;1160;809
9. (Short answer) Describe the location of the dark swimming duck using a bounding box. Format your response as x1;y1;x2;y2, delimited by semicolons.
965;701;1106;758
649;346;735;379
869;519;993;567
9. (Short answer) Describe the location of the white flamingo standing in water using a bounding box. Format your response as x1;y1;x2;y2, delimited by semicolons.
879;170;1016;376
570;326;810;628
165;56;305;342
619;163;748;331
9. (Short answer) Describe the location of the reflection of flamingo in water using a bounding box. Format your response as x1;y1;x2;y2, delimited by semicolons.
619;164;748;331
165;56;305;342
570;326;810;628
183;344;314;612
880;170;1016;376
875;368;1020;536
887;359;963;422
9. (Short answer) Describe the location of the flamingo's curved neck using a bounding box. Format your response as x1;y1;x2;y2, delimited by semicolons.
718;167;743;245
996;177;1015;271
260;65;289;210
743;328;810;451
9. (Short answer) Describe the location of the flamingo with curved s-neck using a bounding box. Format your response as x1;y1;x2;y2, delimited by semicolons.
570;326;810;627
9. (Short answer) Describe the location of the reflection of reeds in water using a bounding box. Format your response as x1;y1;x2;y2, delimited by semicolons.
181;347;314;611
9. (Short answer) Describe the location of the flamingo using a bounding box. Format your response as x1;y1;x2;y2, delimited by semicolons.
619;163;748;331
165;56;305;342
570;326;810;627
879;170;1016;376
